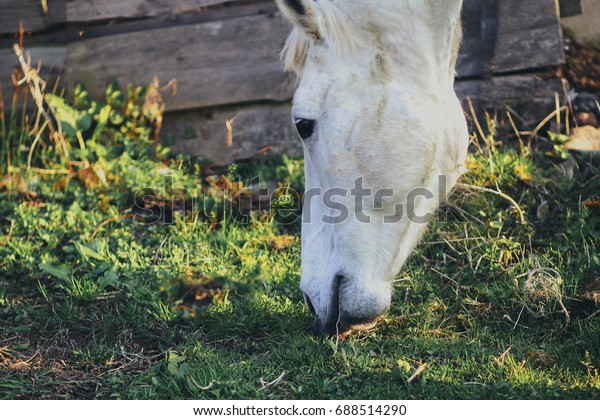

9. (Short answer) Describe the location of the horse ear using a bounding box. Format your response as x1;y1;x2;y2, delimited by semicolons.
276;0;321;39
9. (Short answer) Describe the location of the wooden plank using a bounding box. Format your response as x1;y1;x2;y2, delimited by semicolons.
455;73;564;127
64;1;278;42
0;24;68;50
164;102;300;164
5;46;66;69
0;1;255;34
457;0;563;78
66;0;254;23
458;0;500;78
66;10;294;111
1;47;67;111
0;47;67;79
493;0;564;73
0;0;66;35
66;0;563;113
559;0;583;17
1;0;564;78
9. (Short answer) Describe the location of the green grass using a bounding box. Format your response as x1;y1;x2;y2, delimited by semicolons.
1;84;599;399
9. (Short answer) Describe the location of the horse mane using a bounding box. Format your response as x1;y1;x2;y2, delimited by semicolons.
281;27;310;74
280;0;353;75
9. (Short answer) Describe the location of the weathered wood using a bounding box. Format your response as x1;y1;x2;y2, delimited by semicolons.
455;74;565;127
0;47;67;110
457;0;563;77
0;46;67;70
458;0;500;78
0;0;258;36
0;0;65;35
494;0;564;74
64;1;278;42
66;0;254;23
559;0;583;17
66;9;293;111
164;102;300;164
64;0;563;113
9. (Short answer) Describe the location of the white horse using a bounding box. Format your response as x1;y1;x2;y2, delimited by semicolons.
276;0;469;335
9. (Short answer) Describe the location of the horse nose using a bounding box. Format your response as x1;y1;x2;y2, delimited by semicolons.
310;274;386;337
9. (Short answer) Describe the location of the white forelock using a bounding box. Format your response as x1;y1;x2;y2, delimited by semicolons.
281;0;463;81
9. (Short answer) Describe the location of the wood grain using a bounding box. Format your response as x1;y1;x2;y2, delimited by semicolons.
64;0;563;112
493;0;564;73
559;0;583;17
66;10;294;111
0;0;65;35
0;47;67;110
457;0;563;77
456;74;565;127
163;102;300;164
66;0;254;23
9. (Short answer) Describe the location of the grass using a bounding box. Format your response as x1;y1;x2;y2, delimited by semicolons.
1;58;600;400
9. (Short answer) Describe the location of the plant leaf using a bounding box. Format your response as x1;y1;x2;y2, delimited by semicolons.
39;263;72;281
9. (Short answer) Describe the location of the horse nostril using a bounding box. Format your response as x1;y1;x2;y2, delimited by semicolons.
303;293;316;316
314;274;344;336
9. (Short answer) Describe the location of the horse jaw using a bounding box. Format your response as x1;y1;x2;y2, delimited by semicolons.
277;0;468;336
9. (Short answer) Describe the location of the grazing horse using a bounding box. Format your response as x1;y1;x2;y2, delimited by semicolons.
276;0;469;336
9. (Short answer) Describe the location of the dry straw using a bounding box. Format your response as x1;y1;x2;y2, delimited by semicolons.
515;265;570;328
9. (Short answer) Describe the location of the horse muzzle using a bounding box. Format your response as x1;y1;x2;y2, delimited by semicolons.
303;274;389;337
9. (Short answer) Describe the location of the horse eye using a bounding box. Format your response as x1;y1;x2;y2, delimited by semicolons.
294;118;316;140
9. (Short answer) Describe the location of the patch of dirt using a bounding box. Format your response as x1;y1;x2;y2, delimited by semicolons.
1;335;162;399
265;234;297;251
580;277;600;304
564;37;600;94
0;312;164;399
178;275;224;307
561;37;600;131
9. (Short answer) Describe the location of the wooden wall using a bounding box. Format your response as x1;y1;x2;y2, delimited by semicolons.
0;0;565;163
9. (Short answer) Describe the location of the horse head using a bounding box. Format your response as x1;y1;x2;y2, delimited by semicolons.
276;0;469;335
